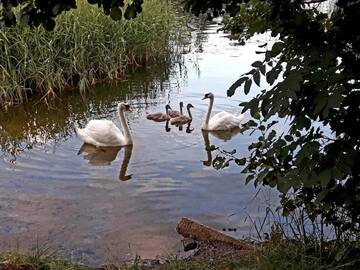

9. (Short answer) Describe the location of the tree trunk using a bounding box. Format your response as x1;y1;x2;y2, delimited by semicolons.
176;217;252;250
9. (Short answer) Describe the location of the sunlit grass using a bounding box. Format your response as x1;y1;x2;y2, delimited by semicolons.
0;0;185;105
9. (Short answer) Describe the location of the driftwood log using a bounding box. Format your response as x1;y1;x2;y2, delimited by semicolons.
176;217;252;250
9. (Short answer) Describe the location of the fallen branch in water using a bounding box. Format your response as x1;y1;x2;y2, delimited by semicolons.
176;217;252;250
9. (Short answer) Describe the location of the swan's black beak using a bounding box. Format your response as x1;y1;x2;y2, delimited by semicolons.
125;104;132;112
202;93;211;100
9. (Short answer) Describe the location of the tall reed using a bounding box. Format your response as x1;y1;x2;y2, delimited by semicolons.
0;0;183;105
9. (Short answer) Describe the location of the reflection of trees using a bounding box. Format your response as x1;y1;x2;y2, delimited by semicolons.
78;144;133;181
0;61;185;159
188;15;213;54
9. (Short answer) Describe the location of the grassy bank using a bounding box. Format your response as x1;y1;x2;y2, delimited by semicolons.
0;0;185;105
1;237;359;270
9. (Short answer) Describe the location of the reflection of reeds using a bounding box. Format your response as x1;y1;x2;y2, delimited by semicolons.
0;0;187;105
0;61;186;158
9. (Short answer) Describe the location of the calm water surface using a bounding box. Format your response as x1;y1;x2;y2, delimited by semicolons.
0;22;277;265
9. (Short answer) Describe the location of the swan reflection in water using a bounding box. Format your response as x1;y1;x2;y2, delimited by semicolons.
201;128;240;167
164;120;194;134
78;143;133;181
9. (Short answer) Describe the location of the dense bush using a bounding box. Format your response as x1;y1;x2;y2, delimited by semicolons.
185;0;360;236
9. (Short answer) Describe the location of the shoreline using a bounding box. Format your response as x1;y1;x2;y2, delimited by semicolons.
1;217;359;269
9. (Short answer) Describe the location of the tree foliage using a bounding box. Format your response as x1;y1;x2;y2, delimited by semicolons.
185;0;360;234
0;0;143;30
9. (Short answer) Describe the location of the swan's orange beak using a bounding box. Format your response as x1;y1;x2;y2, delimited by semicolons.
128;107;133;112
201;96;207;100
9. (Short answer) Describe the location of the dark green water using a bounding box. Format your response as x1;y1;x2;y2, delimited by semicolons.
0;22;277;265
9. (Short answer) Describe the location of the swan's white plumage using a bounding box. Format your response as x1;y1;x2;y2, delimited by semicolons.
202;92;243;131
206;112;243;131
76;103;132;147
76;120;125;147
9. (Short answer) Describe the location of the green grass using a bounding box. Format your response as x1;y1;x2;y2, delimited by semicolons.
1;238;360;270
0;251;89;270
1;223;358;270
0;252;255;270
0;0;185;105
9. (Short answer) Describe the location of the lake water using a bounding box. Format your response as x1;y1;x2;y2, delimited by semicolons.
0;21;278;265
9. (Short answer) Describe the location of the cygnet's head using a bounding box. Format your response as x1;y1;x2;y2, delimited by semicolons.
118;102;132;112
202;92;214;100
187;103;194;109
165;104;172;111
179;101;184;107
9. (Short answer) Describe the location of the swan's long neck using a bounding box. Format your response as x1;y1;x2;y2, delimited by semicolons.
118;107;132;145
180;104;183;115
187;106;193;119
203;97;214;129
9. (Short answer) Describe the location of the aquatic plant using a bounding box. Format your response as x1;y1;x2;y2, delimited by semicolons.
0;0;185;105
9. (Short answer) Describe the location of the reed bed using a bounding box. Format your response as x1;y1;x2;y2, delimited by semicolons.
0;0;183;105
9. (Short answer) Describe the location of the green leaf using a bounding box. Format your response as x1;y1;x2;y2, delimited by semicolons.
246;120;258;127
313;94;328;115
259;64;266;75
235;158;246;166
249;99;260;118
244;79;252;94
20;14;30;26
245;174;255;184
268;130;277;140
259;43;267;48
270;42;284;57
266;68;281;85
277;180;292;193
251;61;262;68
110;6;123;20
43;19;56;31
319;169;332;187
327;91;344;109
284;135;293;142
286;71;302;92
124;5;137;19
227;77;248;96
315;189;329;203
212;156;226;170
253;70;260;86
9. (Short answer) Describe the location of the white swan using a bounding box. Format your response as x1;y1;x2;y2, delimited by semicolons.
201;92;243;131
75;102;133;147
